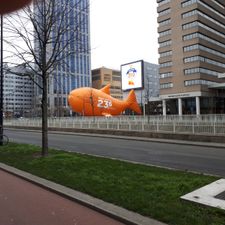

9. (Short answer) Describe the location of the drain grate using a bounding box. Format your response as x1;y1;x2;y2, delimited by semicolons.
215;191;225;200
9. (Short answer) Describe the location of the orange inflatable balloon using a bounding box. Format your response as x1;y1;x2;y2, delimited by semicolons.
0;0;32;14
68;84;142;116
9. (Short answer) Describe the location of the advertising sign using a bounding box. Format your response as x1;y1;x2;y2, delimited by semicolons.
121;60;144;91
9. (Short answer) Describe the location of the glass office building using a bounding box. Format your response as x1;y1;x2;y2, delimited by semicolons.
35;0;91;116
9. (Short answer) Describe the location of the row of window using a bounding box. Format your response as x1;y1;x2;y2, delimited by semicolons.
184;67;221;77
159;40;172;48
182;9;198;19
5;101;32;106
158;8;171;17
159;72;174;79
183;32;225;49
182;0;197;7
159;18;171;27
5;107;32;110
160;82;173;89
184;79;217;86
184;55;225;69
184;44;225;59
5;94;33;98
4;75;31;80
158;0;170;7
160;79;217;89
160;61;173;68
159;50;172;58
159;29;171;37
112;76;121;81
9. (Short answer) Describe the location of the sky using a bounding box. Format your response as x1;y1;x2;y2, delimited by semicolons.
90;0;159;70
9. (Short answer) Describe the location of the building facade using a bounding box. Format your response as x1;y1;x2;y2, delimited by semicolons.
35;0;91;117
3;65;34;118
92;67;123;100
157;0;225;115
122;61;159;115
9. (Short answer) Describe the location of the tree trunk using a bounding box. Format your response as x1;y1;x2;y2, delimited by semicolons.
41;75;48;157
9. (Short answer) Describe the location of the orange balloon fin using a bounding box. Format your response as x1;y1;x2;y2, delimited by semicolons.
100;84;110;95
126;90;142;114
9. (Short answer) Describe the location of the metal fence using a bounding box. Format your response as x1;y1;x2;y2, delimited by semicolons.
4;114;225;136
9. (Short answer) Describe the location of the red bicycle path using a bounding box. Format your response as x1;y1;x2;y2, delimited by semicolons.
0;169;126;225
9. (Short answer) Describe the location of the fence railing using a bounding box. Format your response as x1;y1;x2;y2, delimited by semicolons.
4;115;225;136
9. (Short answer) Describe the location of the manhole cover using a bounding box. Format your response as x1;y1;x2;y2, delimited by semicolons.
215;191;225;200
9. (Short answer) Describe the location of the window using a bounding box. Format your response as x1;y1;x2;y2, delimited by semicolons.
159;40;172;48
112;76;121;81
184;56;204;63
160;50;172;57
159;72;174;79
159;29;171;37
184;67;221;77
184;44;225;59
159;19;171;27
160;61;172;68
184;79;217;86
183;33;225;49
158;0;170;6
182;21;198;30
160;82;173;89
184;56;225;69
104;74;111;81
182;0;197;7
182;10;197;19
158;8;171;16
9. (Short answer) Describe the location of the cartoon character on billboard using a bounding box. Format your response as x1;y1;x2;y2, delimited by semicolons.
126;65;137;87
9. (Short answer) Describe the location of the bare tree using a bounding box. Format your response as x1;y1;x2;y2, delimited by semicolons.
4;0;90;156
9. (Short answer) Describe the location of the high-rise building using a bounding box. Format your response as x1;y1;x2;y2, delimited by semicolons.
92;67;122;100
157;0;225;115
35;0;91;117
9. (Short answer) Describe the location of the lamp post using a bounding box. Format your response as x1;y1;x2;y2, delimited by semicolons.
0;15;3;145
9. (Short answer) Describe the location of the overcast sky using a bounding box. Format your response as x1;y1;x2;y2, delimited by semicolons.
90;0;159;70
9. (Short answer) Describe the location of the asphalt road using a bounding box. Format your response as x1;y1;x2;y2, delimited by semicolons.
4;128;225;177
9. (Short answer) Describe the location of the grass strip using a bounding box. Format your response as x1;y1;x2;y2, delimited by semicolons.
0;143;224;225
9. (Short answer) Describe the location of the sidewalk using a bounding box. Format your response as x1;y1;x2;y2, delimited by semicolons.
0;163;167;225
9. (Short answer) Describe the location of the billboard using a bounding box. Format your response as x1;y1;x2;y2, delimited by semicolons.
121;60;144;91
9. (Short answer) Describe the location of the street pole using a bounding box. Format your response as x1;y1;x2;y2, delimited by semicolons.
0;15;3;145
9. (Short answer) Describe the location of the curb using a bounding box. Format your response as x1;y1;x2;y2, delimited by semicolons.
0;162;168;225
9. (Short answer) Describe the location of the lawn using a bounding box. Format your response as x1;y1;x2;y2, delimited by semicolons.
0;143;224;225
